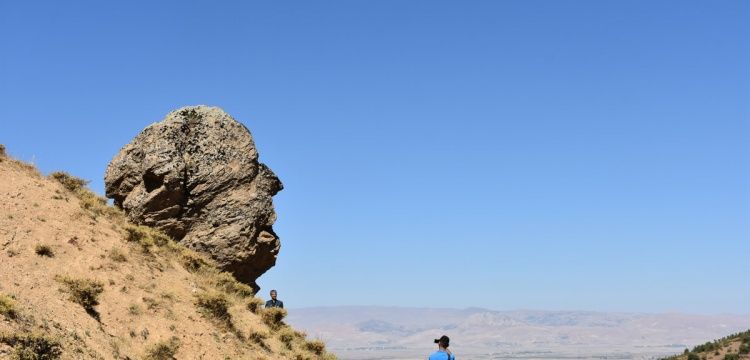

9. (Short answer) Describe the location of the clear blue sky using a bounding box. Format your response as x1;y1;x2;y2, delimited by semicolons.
1;1;748;314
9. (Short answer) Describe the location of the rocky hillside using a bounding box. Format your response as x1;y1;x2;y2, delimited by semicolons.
0;145;334;359
661;330;750;360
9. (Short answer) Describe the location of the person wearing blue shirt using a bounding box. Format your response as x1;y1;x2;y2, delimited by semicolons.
428;335;455;360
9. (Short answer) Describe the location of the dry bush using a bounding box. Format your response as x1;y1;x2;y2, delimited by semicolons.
143;336;181;360
0;332;63;360
0;293;17;319
34;244;54;258
195;291;231;324
304;340;326;356
0;144;5;157
246;297;264;314
261;307;288;330
55;275;104;314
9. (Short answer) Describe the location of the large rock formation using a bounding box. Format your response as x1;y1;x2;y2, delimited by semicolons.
104;106;282;291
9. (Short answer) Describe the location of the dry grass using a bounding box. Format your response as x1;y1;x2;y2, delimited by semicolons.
261;307;288;330
0;293;17;319
0;332;63;360
124;224;171;253
215;272;255;298
108;247;128;262
55;275;104;315
246;297;264;314
278;327;297;350
49;171;121;220
143;336;181;360
34;244;54;258
304;339;327;356
195;291;231;324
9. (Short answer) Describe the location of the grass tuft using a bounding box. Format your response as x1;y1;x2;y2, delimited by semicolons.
304;339;326;356
278;327;296;350
179;249;210;272
0;332;63;360
49;171;87;193
108;248;127;262
34;244;54;258
0;293;17;319
55;275;104;318
143;336;181;360
124;224;170;253
215;272;254;298
246;297;264;314
261;307;287;330
194;291;231;324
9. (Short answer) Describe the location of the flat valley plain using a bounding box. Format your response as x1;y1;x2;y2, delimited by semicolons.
286;306;750;360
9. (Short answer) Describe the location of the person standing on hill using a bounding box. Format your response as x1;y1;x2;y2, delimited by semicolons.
265;289;284;308
429;335;455;360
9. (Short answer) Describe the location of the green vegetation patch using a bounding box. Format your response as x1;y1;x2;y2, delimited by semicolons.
0;332;62;360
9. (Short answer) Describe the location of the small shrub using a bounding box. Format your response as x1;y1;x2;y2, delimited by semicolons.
49;171;87;193
143;336;180;360
55;276;104;314
261;307;287;330
0;293;17;319
34;244;54;258
304;339;326;356
0;144;5;157
740;343;750;354
0;332;62;360
195;291;231;323
246;297;264;314
724;354;739;360
108;248;127;262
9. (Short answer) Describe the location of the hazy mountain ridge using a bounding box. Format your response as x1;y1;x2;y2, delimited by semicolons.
287;306;750;360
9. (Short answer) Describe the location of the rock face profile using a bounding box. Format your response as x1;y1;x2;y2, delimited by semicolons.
105;106;282;290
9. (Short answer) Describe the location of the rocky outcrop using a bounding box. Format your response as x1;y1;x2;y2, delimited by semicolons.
104;106;282;291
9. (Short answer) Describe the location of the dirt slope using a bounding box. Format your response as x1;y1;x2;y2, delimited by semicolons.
0;147;334;360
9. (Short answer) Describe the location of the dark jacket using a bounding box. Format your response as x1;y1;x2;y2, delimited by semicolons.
265;299;284;308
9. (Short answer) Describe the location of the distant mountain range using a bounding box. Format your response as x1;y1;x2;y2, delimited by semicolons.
286;306;750;360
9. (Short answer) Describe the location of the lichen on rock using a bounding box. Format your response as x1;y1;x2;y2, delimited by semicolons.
105;106;283;291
